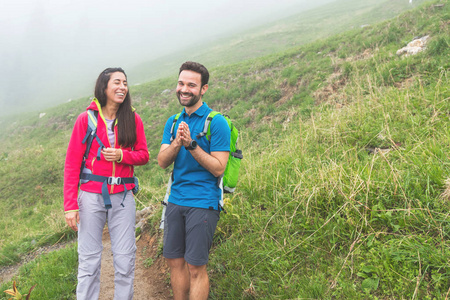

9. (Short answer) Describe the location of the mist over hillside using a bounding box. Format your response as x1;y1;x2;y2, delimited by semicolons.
0;0;332;118
0;0;425;118
131;0;428;82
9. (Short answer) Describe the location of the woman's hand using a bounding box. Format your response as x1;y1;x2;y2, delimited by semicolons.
65;211;80;231
101;147;122;162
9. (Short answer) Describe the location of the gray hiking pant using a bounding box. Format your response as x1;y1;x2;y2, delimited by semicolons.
76;191;136;300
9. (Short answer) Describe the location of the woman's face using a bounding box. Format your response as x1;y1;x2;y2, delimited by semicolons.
105;72;128;105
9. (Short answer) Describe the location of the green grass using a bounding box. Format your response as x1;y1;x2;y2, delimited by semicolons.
208;73;449;298
0;0;449;298
0;244;78;300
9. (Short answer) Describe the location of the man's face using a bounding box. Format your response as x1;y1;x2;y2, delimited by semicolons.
176;70;208;107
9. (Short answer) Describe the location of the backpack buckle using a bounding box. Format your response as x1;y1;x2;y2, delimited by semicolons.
196;132;206;139
108;177;121;185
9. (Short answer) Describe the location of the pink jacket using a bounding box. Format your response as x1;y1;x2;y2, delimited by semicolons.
64;99;149;212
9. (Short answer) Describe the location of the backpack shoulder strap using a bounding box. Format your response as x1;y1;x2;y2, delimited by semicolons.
87;109;98;129
196;111;222;140
82;110;98;144
82;110;104;161
170;113;182;142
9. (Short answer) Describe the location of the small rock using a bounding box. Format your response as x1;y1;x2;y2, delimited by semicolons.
396;35;429;57
136;206;152;223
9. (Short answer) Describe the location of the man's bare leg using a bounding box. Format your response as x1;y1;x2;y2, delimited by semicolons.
167;258;190;300
188;264;209;300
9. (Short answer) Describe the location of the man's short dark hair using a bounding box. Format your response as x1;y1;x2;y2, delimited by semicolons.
179;61;209;87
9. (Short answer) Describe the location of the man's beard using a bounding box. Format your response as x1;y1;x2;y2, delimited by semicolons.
177;91;201;107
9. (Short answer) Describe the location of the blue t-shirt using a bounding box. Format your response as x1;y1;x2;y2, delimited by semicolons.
161;103;231;210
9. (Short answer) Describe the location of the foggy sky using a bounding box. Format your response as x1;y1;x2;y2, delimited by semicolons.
0;0;326;117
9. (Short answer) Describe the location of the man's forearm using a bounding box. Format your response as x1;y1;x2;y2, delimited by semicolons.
188;146;228;177
157;143;181;169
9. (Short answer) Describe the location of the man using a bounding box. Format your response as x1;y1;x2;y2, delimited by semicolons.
157;61;230;300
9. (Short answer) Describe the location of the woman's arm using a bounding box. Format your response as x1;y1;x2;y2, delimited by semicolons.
63;112;88;212
118;113;149;166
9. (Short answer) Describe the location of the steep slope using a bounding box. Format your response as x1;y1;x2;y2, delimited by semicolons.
202;2;449;298
131;0;429;86
0;0;448;298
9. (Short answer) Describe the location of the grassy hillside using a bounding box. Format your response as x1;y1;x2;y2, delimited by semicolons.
130;0;429;86
201;2;450;298
1;0;449;298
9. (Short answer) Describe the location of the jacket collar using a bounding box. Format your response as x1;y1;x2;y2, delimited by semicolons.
87;98;101;112
87;98;136;126
87;98;136;114
87;98;118;126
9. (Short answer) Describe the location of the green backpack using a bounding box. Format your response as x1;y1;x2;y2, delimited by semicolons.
170;110;243;192
197;111;243;193
160;110;242;225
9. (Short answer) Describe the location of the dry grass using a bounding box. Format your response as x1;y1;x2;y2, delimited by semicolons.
441;178;450;201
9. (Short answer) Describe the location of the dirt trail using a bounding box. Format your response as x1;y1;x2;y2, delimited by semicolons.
0;228;171;299
99;228;171;300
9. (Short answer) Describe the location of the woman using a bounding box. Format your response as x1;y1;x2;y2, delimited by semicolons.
63;67;149;300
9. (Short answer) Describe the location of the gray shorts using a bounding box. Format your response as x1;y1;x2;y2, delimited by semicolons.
163;202;220;266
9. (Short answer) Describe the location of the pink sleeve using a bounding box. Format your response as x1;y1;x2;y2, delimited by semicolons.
120;113;149;166
63;113;88;212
